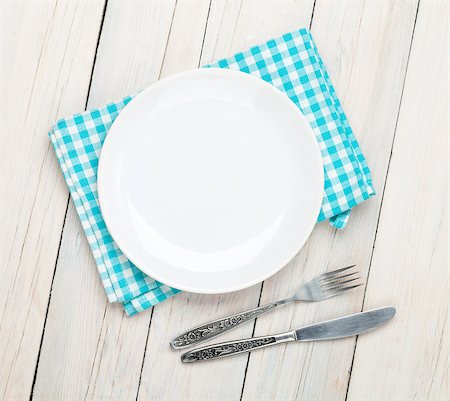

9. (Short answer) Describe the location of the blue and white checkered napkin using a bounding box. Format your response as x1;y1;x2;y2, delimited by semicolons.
50;28;375;315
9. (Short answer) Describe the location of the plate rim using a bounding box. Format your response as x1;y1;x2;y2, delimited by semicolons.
98;68;324;294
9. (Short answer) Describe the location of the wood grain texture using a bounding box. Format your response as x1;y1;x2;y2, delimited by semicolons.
32;1;178;400
347;1;449;399
0;1;105;400
242;1;420;399
1;0;448;400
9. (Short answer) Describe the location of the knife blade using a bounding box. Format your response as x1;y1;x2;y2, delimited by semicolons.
181;307;396;363
295;306;396;341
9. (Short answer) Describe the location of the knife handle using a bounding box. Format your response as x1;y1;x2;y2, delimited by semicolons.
170;300;290;349
181;331;296;363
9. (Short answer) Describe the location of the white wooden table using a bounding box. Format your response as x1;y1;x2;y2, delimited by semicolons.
1;1;448;400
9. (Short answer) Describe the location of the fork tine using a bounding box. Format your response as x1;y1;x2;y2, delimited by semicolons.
325;283;363;297
320;271;359;285
319;264;356;280
321;276;361;289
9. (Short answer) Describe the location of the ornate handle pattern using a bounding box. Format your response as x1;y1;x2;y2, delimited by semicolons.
181;332;295;363
171;301;288;349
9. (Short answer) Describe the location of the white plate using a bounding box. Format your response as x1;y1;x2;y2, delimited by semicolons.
98;68;323;293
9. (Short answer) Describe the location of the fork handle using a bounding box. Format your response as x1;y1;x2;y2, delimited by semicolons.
181;331;296;362
170;299;291;349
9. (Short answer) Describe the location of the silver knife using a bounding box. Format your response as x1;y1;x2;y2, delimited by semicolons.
181;307;395;363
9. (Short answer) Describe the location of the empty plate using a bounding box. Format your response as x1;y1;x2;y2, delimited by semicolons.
97;68;323;293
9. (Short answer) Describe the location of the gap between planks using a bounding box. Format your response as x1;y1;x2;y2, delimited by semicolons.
343;0;422;399
29;1;110;399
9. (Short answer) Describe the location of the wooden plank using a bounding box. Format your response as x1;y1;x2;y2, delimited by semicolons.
240;0;421;399
347;1;449;400
31;1;179;400
136;2;316;400
201;0;316;62
0;1;106;400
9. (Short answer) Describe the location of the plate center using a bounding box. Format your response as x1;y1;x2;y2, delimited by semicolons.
121;98;295;271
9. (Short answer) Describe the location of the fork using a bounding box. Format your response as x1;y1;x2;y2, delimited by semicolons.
170;265;362;349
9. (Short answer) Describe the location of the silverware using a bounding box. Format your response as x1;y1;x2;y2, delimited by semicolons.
171;265;362;349
181;307;396;363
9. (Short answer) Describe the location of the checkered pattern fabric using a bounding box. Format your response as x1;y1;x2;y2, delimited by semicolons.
49;28;375;315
